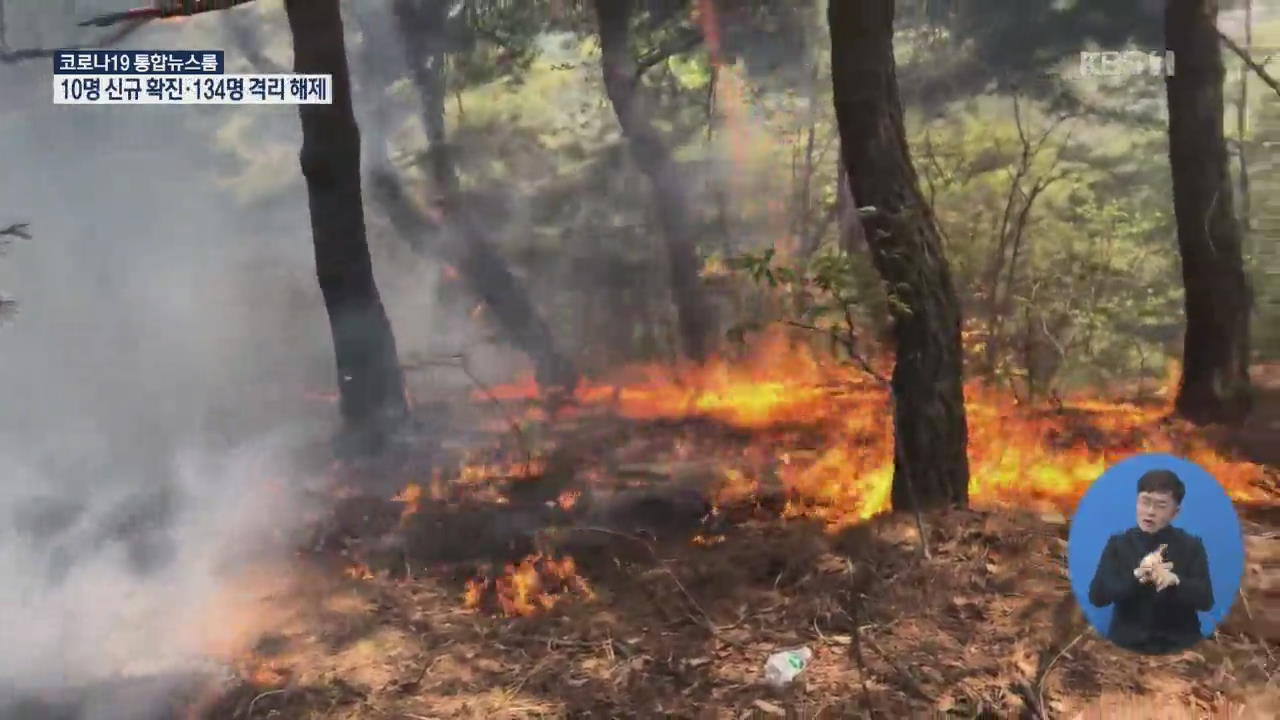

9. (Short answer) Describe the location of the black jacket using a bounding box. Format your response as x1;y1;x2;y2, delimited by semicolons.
1087;525;1214;654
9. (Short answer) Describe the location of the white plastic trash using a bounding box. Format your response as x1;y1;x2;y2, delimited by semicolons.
763;646;813;687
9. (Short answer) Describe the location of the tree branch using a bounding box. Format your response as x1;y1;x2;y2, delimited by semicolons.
634;27;702;82
80;0;258;28
0;222;30;241
1218;29;1280;99
782;318;890;387
0;21;149;64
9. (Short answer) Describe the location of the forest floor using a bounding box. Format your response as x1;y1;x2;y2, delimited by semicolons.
182;368;1280;719
7;362;1276;720
193;507;1278;720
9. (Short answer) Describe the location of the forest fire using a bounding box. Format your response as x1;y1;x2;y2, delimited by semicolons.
464;553;593;617
477;329;1270;526
392;481;422;524
304;328;1276;620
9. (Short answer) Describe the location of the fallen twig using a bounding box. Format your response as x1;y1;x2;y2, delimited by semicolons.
1035;629;1086;714
864;636;935;703
403;652;445;692
1014;678;1046;720
405;352;535;475
1237;588;1276;662
567;525;733;637
847;585;875;717
504;655;551;699
243;688;287;719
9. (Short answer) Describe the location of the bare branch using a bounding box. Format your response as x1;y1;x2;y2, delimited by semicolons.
634;28;702;82
80;0;258;28
0;21;149;64
782;318;890;387
1218;29;1280;99
0;222;30;240
403;351;535;476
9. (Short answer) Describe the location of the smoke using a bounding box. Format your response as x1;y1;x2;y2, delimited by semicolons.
0;438;303;694
0;6;359;716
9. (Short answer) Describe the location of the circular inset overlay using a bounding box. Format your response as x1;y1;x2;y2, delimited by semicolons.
1067;453;1244;651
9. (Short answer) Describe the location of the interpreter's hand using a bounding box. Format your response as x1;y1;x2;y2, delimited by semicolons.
1152;565;1180;592
1135;544;1169;583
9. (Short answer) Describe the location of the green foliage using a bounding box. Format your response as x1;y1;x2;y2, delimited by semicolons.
896;0;1164;79
910;98;1181;395
726;244;888;371
176;0;1265;388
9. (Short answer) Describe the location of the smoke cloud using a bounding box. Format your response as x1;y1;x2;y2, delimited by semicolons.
0;6;365;715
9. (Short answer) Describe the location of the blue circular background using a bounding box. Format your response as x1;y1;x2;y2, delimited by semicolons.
1067;453;1244;639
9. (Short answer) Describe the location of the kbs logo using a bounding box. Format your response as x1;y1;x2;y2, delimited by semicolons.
1079;50;1175;77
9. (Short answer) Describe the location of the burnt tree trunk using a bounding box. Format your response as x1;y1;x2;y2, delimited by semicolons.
829;0;970;510
594;0;714;363
1165;0;1253;424
284;0;408;450
391;0;577;390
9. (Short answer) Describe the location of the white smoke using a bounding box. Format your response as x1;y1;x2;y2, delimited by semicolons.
0;5;343;715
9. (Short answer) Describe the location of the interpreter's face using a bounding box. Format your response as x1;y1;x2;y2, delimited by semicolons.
1136;490;1178;533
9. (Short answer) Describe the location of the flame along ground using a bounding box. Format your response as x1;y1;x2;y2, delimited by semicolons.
480;329;1268;511
350;329;1271;618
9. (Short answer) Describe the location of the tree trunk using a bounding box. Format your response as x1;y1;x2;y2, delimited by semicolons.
593;0;714;363
1237;0;1251;236
829;0;970;510
284;0;408;450
390;0;577;391
1165;0;1253;425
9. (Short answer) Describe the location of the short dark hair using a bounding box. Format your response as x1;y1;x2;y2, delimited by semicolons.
1137;469;1185;504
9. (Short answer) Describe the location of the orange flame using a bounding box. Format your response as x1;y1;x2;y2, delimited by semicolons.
465;553;593;617
244;661;288;687
343;562;374;581
477;329;1269;526
392;482;423;524
557;489;581;511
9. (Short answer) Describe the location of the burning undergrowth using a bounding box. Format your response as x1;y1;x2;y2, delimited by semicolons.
307;330;1273;617
307;327;1269;591
204;508;1278;719
193;331;1278;717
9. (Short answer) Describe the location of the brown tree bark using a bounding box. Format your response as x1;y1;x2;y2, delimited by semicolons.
593;0;715;363
389;0;577;391
284;0;408;449
829;0;970;510
1166;0;1253;425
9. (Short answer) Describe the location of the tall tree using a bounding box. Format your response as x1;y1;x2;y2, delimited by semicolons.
284;0;409;449
829;0;970;510
389;0;577;391
1165;0;1253;424
1236;0;1251;237
593;0;715;362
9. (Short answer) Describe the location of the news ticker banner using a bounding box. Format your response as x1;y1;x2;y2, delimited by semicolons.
52;50;332;105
